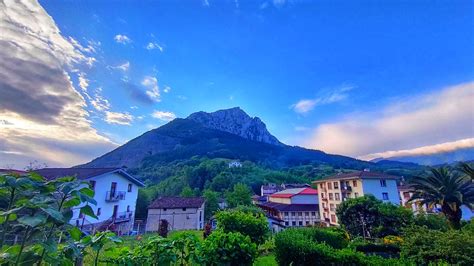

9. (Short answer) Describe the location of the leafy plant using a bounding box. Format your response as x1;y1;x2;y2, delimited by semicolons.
215;209;269;244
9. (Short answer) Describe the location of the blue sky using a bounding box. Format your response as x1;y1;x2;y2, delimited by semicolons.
1;0;473;167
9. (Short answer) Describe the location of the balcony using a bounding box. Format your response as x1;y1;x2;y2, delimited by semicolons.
114;211;133;223
106;191;126;202
341;185;352;192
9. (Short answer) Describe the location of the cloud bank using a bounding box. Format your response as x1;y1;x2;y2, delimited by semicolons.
0;0;116;168
304;82;474;159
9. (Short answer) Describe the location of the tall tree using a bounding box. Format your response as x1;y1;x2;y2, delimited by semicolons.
225;183;252;208
409;167;474;229
203;189;220;221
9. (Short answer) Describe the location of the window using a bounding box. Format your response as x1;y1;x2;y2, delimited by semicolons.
306;221;310;225
128;183;133;192
89;180;96;190
354;192;359;198
380;179;387;187
298;212;302;216
285;221;289;226
335;193;340;201
330;204;335;211
163;208;167;211
298;221;303;226
328;182;332;189
284;212;289;216
331;214;336;223
333;182;339;189
182;208;187;211
329;193;334;200
199;211;202;221
127;205;130;212
321;192;325;199
382;193;389;200
292;221;296;226
320;183;324;189
352;180;357;187
403;192;410;199
291;212;295;216
311;212;316;216
305;212;309;216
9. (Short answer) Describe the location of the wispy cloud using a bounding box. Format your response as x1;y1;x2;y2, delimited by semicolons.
202;0;210;7
112;61;130;72
163;86;171;93
291;85;354;114
90;89;111;112
303;82;474;158
105;111;134;125
146;42;164;52
78;73;89;91
142;76;160;102
114;34;131;44
152;110;176;122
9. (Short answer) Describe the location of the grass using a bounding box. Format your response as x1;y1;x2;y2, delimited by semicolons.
254;254;277;266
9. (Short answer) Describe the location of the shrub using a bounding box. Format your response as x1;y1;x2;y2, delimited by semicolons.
414;213;449;231
215;209;269;244
199;231;257;266
401;226;474;265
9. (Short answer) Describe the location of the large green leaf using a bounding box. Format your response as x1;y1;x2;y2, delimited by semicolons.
18;214;47;227
80;205;98;220
69;227;82;241
63;198;81;208
41;207;65;222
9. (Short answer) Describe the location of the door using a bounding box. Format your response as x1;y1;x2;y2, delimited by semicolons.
113;205;118;219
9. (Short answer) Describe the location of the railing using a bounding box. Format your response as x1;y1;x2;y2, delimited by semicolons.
106;191;126;202
114;211;133;223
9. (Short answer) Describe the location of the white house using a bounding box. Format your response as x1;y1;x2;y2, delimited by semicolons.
35;168;144;235
146;197;205;232
313;170;400;226
228;161;242;168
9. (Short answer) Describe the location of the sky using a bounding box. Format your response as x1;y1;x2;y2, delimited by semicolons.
0;0;473;168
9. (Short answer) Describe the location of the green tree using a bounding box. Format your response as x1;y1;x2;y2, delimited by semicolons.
215;209;269;244
180;186;195;197
336;195;413;238
203;189;219;221
225;183;252;208
199;231;257;266
408;167;474;229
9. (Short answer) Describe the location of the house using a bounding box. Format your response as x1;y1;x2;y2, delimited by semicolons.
146;197;205;232
312;170;400;226
35;168;144;235
257;187;320;227
398;184;434;214
228;161;242;168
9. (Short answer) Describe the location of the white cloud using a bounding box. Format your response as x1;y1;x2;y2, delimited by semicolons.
90;89;111;112
303;82;474;158
0;0;116;168
151;110;176;122
291;85;354;114
163;86;171;93
360;138;474;161
114;34;131;44
113;61;130;71
142;76;160;102
78;73;89;91
146;42;164;52
105;111;134;125
202;0;210;7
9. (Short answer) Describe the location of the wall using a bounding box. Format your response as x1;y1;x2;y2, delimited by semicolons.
269;197;291;204
362;179;399;205
291;194;318;204
146;204;205;232
281;209;320;227
71;172;139;228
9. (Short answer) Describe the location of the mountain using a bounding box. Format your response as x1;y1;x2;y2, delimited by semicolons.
371;147;474;166
81;107;423;175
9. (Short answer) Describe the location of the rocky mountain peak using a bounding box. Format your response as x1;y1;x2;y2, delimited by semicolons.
187;107;283;146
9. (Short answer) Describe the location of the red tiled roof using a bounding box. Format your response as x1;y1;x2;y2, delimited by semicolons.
299;188;318;195
270;193;294;198
148;197;205;209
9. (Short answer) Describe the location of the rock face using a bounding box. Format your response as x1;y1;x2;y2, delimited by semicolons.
187;107;283;146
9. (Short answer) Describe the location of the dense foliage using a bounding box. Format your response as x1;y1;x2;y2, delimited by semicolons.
336;195;414;238
199;231;257;266
215;209;269;244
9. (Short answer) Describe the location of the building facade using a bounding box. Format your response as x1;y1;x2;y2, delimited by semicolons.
257;187;320;227
35;168;144;235
313;170;400;226
146;197;205;232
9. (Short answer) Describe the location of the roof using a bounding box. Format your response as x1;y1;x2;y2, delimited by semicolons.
270;187;318;198
313;171;399;183
257;202;319;212
148;197;205;209
34;168;145;187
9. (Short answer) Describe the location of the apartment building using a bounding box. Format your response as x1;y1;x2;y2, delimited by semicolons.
313;170;399;226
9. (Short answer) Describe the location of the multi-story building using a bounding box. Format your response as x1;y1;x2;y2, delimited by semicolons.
257;187;320;227
146;197;205;231
35;168;144;235
313;170;400;226
260;183;310;198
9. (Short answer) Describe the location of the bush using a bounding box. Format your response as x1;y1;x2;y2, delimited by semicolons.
401;226;474;265
414;213;449;231
199;231;257;266
215;209;269;244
